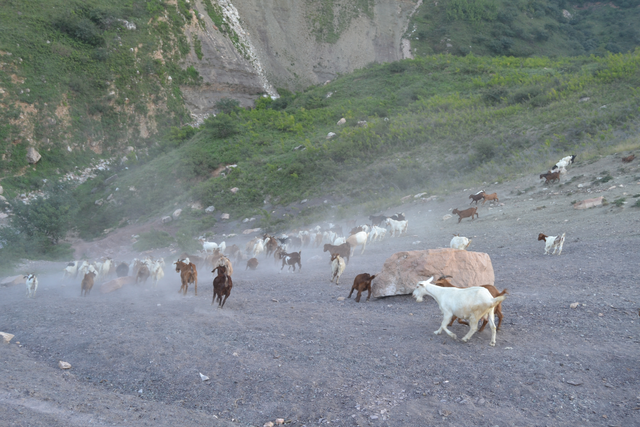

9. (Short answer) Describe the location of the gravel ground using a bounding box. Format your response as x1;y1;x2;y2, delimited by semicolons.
2;154;640;427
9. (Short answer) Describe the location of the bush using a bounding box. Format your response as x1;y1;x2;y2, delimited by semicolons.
133;230;175;251
389;61;408;73
204;114;241;139
215;97;241;114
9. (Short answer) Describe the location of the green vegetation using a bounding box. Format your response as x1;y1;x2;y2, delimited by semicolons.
613;197;626;207
408;0;640;58
306;0;375;43
132;230;175;251
0;0;195;186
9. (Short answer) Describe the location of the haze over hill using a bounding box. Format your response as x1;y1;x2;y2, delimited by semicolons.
1;0;640;269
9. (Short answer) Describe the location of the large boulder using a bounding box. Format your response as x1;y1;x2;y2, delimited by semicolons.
0;275;26;287
573;196;603;209
100;276;136;294
371;249;495;298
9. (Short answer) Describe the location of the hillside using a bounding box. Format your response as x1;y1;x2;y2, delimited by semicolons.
3;50;632;263
406;0;640;58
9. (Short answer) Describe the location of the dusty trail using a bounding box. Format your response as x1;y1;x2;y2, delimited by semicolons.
2;155;640;426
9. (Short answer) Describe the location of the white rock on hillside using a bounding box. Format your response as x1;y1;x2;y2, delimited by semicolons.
26;147;41;164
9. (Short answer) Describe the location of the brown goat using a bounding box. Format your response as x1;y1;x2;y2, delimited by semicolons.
622;154;635;163
212;266;233;308
539;170;560;184
348;273;377;302
246;257;259;270
323;242;351;264
369;215;388;226
481;192;499;205
136;265;150;284
434;276;507;331
80;271;96;297
264;235;279;257
349;226;364;235
468;190;485;205
280;251;302;271
452;207;478;223
175;259;198;296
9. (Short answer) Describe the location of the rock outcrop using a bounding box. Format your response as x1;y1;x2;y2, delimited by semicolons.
372;249;495;298
573;196;604;209
26;147;41;164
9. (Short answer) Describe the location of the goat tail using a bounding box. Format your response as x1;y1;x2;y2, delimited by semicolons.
496;288;508;297
492;295;507;306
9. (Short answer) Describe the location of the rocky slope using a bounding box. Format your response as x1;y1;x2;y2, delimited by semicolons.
182;0;420;117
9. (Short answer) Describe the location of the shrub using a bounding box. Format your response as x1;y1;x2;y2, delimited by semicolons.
215;97;241;114
204;114;241;139
133;230;175;251
613;197;626;207
389;61;408;73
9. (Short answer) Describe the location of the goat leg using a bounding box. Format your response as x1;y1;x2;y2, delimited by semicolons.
348;288;355;299
460;314;481;343
436;314;457;340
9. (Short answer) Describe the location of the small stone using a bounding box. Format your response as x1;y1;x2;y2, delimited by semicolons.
598;313;603;317
129;186;136;191
326;132;336;139
94;198;104;206
438;409;452;417
161;216;172;223
205;205;215;213
275;419;284;425
301;199;307;204
570;302;580;309
26;147;41;164
477;398;485;405
566;380;583;386
263;422;274;427
58;361;71;369
337;297;345;301
230;187;239;193
199;372;210;381
370;415;378;420
0;332;15;343
337;118;346;125
172;209;182;219
442;214;452;221
221;213;230;220
0;185;3;195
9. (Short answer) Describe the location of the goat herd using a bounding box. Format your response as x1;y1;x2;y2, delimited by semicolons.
18;155;578;347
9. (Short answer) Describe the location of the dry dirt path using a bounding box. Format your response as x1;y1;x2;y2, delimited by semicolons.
2;154;640;426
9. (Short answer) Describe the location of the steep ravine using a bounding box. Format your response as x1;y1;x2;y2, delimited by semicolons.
181;0;419;117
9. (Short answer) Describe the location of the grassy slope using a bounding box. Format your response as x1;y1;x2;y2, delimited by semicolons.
0;0;196;195
407;0;640;58
74;51;640;239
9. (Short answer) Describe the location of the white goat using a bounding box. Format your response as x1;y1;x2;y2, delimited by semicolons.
25;274;38;298
63;261;79;279
450;235;472;250
385;218;408;237
538;232;566;255
252;239;265;257
552;155;576;174
369;225;387;242
412;277;506;346
330;254;346;285
346;231;369;256
333;236;346;246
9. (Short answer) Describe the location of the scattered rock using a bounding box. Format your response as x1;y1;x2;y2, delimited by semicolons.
161;216;172;224
0;332;15;343
439;409;452;417
230;187;239;194
570;302;580;309
0;185;3;195
574;196;604;209
172;209;182;220
578;97;590;103
337;297;345;301
275;419;284;425
100;276;135;294
242;228;262;235
26;147;41;164
598;313;604;317
357;120;368;127
372;249;495;298
414;192;428;198
205;205;215;213
370;415;379;420
129;186;136;192
199;372;210;381
264;422;274;427
106;194;114;201
401;195;412;202
221;213;230;220
95;198;104;206
562;9;572;19
566;380;583;386
442;214;452;221
337;118;346;125
58;361;72;370
326;132;336;139
0;275;26;287
301;199;308;204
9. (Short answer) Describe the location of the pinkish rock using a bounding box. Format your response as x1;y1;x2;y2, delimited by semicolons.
573;196;603;209
371;249;495;298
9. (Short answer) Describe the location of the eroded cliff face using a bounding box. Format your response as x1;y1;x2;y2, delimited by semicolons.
181;0;419;118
